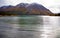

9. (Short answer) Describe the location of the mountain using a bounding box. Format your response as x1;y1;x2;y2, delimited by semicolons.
0;5;14;11
0;3;54;15
26;3;54;15
26;3;48;10
16;3;28;8
0;5;13;9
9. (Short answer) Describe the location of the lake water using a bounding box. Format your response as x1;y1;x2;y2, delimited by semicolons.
0;16;60;38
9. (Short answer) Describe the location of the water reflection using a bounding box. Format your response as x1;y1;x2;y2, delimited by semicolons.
0;16;60;38
18;16;43;31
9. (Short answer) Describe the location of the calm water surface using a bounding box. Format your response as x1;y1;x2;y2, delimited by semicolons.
0;16;60;38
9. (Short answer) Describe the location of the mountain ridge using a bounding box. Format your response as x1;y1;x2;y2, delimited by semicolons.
0;3;54;16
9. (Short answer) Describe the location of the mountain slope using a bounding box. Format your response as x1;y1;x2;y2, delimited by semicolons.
0;3;54;15
26;3;54;15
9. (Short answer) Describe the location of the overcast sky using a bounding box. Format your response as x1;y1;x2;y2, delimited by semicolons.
0;0;60;13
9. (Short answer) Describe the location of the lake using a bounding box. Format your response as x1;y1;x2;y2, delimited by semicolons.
0;16;60;38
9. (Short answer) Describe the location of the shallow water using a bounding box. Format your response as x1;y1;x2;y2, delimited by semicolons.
0;16;60;38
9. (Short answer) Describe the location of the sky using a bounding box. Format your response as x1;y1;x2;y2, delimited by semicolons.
0;0;60;13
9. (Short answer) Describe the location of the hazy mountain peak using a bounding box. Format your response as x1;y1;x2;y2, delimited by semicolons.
26;3;48;10
16;3;29;7
0;5;13;9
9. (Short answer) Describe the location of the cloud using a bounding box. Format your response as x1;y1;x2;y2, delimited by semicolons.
0;0;9;7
